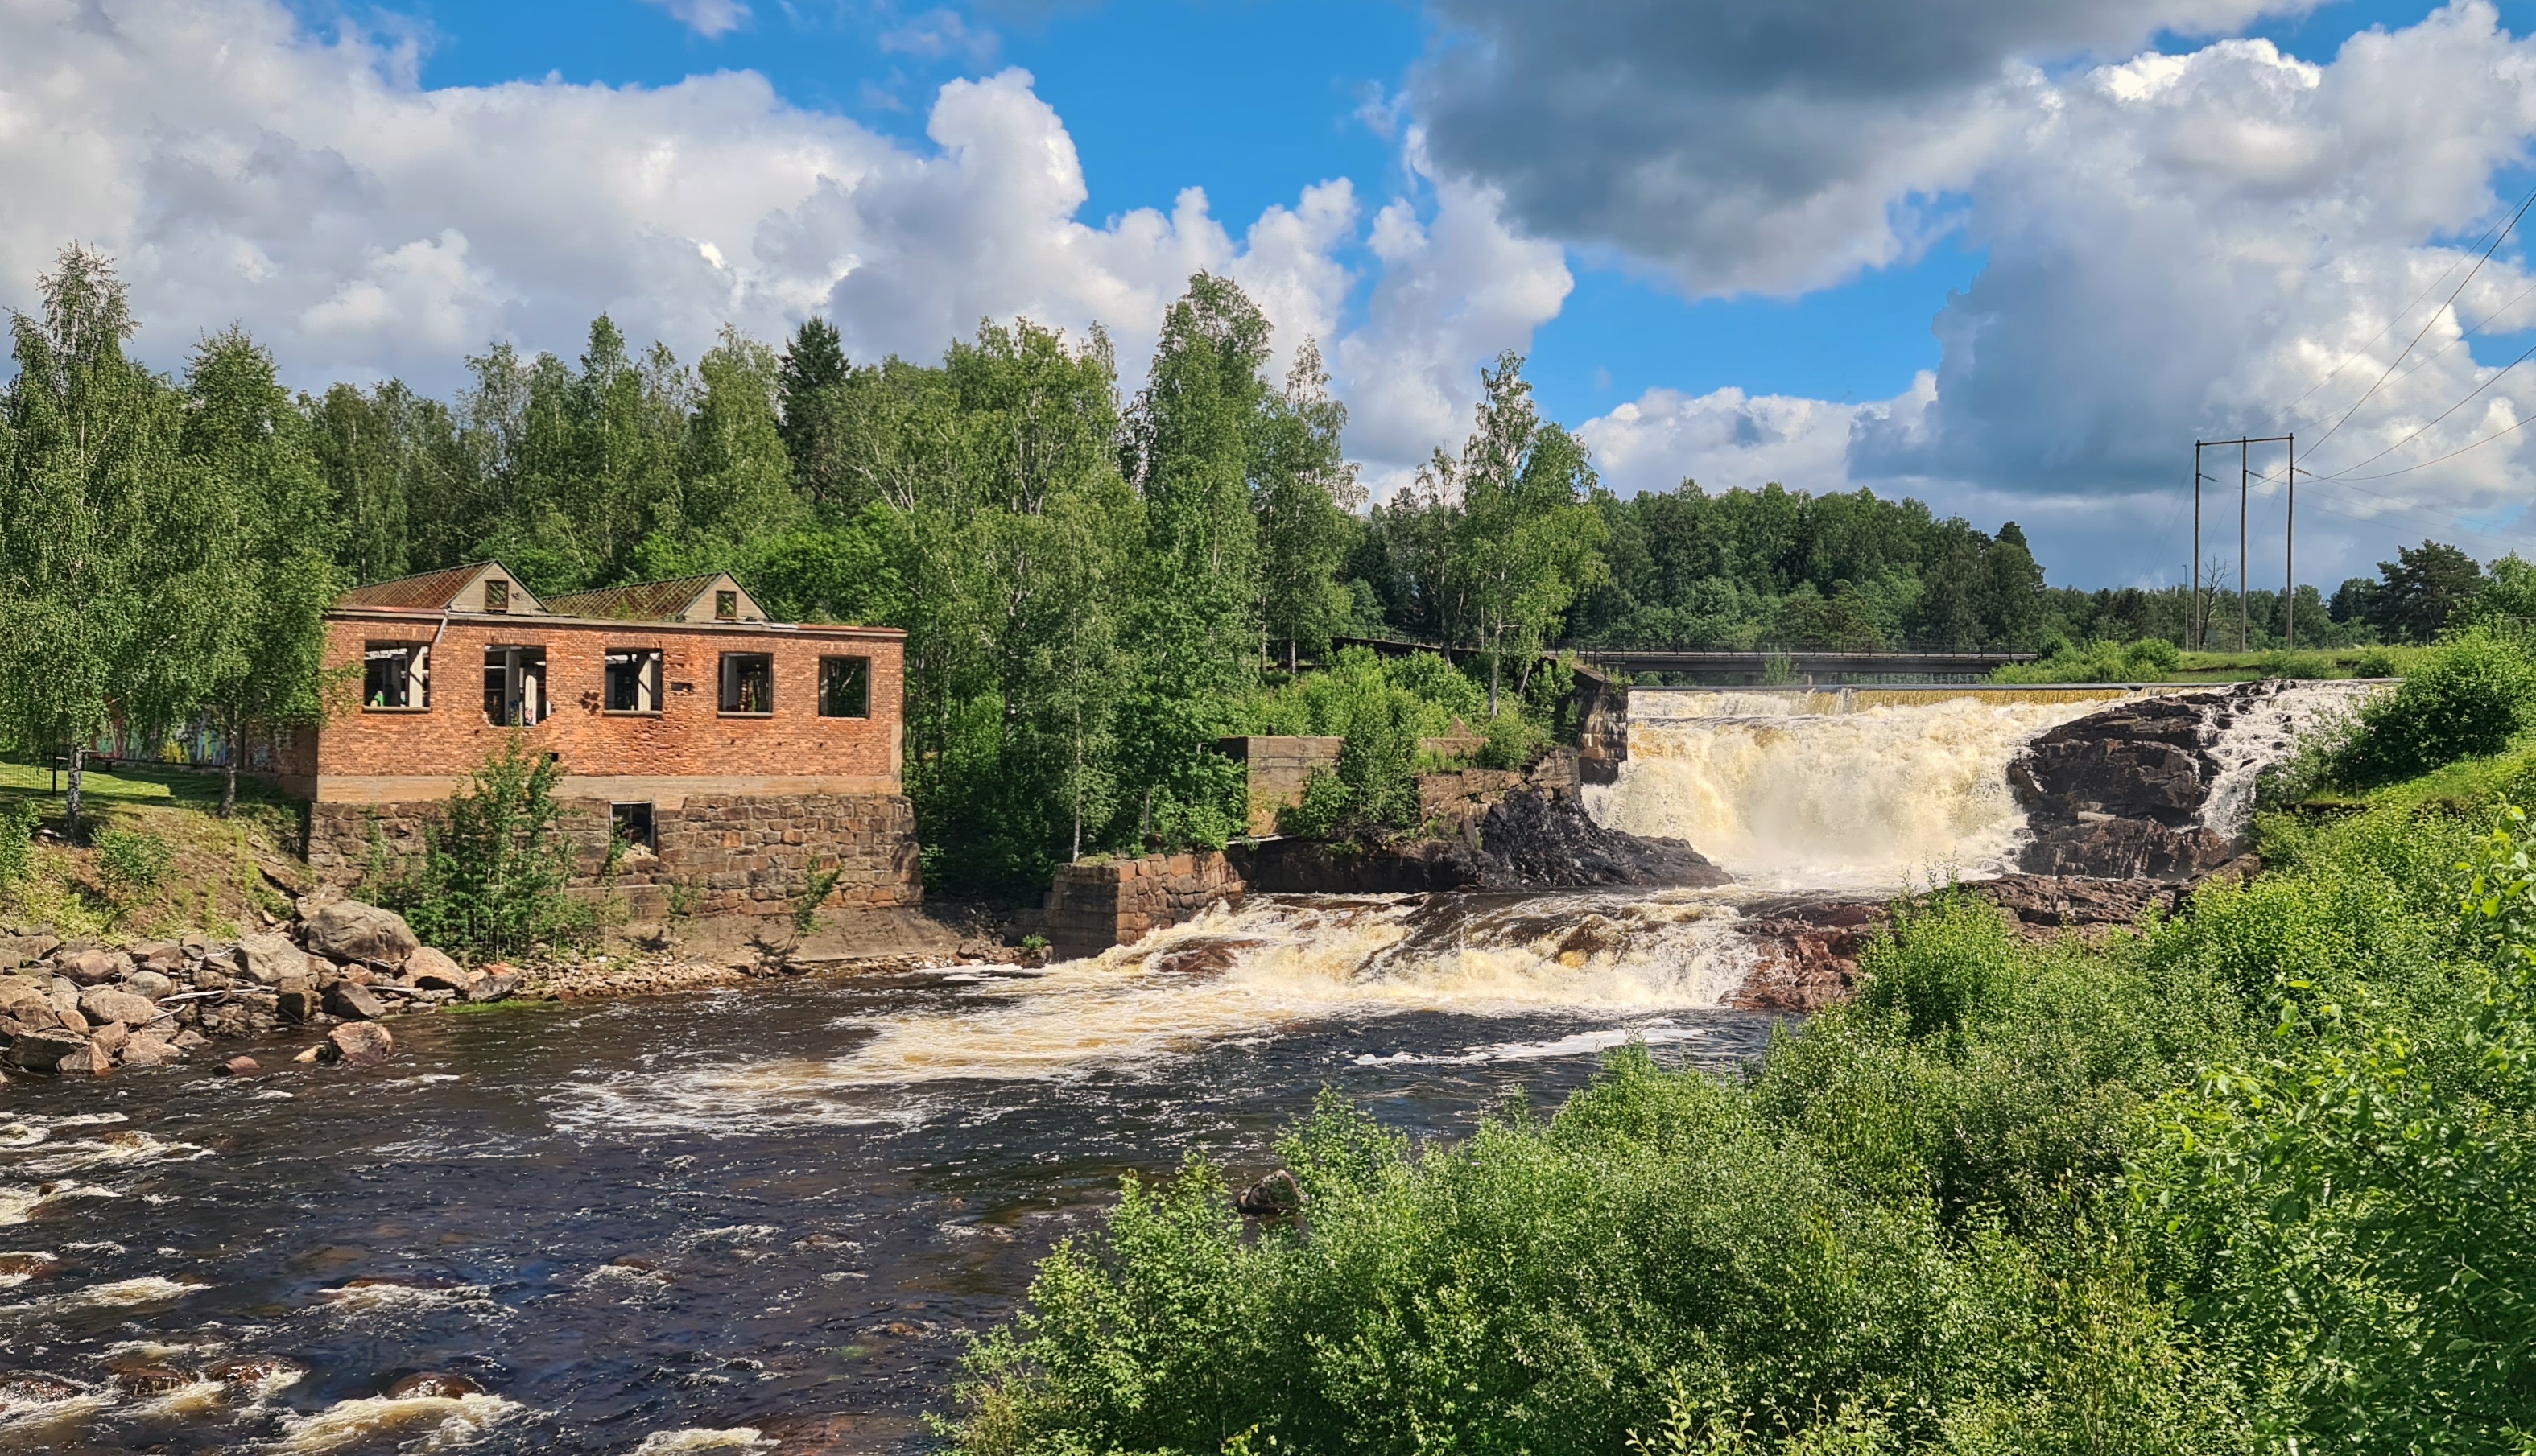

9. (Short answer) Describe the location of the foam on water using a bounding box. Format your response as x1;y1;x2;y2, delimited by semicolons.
630;1429;774;1454
560;891;1757;1128
271;1392;521;1452
1588;692;2113;890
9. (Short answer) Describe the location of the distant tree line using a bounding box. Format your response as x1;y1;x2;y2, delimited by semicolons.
6;241;2520;888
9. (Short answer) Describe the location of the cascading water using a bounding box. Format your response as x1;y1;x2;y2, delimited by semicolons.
1585;688;2128;890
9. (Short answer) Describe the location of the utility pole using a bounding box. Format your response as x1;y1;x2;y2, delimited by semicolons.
2193;435;2294;654
2191;446;2204;650
2285;433;2296;649
2239;439;2249;651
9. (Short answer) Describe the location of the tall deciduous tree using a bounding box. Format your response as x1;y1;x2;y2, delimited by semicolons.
0;246;196;839
1252;340;1361;668
182;328;343;815
1414;351;1607;712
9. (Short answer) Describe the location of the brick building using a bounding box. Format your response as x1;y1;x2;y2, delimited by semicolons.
295;562;921;919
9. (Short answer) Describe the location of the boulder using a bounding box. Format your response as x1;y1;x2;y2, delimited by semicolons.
121;969;176;1001
0;949;15;973
0;978;72;1031
324;1021;394;1067
8;933;61;961
77;987;159;1028
168;1029;211;1054
292;1045;322;1064
219;1055;260;1077
405;946;477;992
88;1021;128;1057
235;934;308;986
11;1032;110;1075
130;942;186;975
276;988;321;1023
324;982;387;1021
466;972;522;1004
43;980;87;1031
54;948;122;987
117;1033;180;1067
304;901;419;969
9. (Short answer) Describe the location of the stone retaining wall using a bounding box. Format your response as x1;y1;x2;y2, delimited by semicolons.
306;793;923;922
1043;851;1244;959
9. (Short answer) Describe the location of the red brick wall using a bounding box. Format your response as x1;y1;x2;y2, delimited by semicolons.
313;612;903;799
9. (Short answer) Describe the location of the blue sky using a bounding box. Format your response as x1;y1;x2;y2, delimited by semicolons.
341;0;2521;424
14;0;2536;585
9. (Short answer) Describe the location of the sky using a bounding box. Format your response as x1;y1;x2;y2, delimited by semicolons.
6;0;2536;590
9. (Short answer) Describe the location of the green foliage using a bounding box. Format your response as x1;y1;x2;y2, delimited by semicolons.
1476;707;1544;770
791;858;845;940
388;735;591;959
2356;538;2486;643
93;825;172;903
2334;629;2536;786
949;757;2536;1456
0;799;38;901
1275;768;1356;839
1991;637;2179;684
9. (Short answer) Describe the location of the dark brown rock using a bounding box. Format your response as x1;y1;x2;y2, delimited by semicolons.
277;988;321;1022
109;1361;195;1395
54;948;122;987
0;1369;85;1409
324;1021;395;1066
219;1055;261;1077
209;1355;304;1387
9;1031;109;1074
324;981;387;1021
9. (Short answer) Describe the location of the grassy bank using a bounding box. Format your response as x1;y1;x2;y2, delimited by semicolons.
943;751;2536;1452
0;759;302;940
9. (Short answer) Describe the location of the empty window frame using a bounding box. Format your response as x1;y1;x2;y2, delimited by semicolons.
818;655;871;718
604;648;663;713
610;802;657;853
714;589;739;621
363;643;430;710
482;578;510;613
718;653;774;715
483;646;549;726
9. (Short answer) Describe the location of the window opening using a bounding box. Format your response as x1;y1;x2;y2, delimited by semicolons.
482;577;510;613
610;802;657;855
818;655;870;718
714;589;738;621
363;643;430;710
719;653;774;714
482;646;549;726
604;648;663;712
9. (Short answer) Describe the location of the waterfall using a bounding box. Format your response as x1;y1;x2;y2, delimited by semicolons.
1584;690;2126;891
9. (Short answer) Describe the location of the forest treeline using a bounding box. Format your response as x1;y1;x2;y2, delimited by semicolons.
0;243;2512;889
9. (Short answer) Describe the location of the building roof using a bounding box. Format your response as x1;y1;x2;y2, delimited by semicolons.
544;572;766;623
336;562;518;611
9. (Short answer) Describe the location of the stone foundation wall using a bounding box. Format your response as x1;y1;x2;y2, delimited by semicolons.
1043;851;1244;959
306;793;923;922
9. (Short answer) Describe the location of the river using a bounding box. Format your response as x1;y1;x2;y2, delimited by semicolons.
0;689;2162;1454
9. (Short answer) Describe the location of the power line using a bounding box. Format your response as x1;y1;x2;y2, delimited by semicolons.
2305;180;2536;456
2301;338;2536;483
2258;208;2523;431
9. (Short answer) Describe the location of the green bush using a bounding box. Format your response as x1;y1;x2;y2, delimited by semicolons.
389;734;593;959
93;826;173;903
1275;768;1355;839
1990;637;2177;684
0;800;38;902
2334;629;2536;785
1476;710;1545;771
2351;646;2402;679
948;764;2536;1456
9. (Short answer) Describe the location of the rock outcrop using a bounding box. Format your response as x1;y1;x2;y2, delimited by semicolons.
1233;786;1729;896
2008;680;2368;880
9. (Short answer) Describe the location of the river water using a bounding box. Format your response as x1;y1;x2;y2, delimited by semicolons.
1;688;2204;1454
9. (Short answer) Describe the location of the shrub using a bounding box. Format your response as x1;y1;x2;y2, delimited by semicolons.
93;826;173;903
2351;646;2402;679
2333;629;2536;785
1991;638;2176;684
394;734;593;959
1477;710;1545;771
1276;768;1356;839
0;800;38;902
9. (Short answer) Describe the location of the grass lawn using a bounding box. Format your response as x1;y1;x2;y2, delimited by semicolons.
0;757;295;813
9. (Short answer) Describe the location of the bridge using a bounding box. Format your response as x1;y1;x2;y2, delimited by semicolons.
1327;636;2036;685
